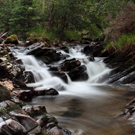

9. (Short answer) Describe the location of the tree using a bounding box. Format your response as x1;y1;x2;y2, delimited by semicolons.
9;0;37;39
0;0;13;32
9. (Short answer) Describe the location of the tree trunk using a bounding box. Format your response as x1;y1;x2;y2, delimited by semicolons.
42;0;45;27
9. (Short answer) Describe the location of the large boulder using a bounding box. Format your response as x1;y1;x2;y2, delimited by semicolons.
26;43;61;64
4;35;19;45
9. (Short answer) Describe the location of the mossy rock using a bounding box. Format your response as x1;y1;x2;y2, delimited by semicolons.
0;85;11;102
4;35;19;44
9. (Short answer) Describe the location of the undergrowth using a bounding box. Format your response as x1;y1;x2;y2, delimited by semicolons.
27;26;82;41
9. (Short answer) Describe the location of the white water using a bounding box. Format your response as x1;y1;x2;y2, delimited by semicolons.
13;46;111;97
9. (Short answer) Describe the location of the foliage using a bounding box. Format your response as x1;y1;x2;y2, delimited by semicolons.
9;0;37;39
0;0;128;40
0;0;13;31
104;2;135;43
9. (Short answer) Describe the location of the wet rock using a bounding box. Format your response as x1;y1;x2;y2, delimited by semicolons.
60;59;81;71
59;46;69;53
45;88;59;95
22;105;47;117
83;44;104;57
13;114;38;132
0;121;13;135
37;114;58;128
58;126;72;135
26;44;61;64
5;119;26;135
15;70;35;84
115;71;135;84
34;88;59;96
13;79;33;90
29;126;42;135
47;126;63;135
0;85;11;102
12;90;34;102
52;71;67;83
68;65;88;81
108;65;135;84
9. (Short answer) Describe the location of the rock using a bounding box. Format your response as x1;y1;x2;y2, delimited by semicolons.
34;88;59;96
13;114;38;132
59;46;69;53
22;105;47;117
45;88;59;95
51;71;67;83
12;90;34;102
60;59;81;71
13;79;32;90
47;126;63;135
83;43;104;57
0;85;11;102
29;126;42;135
0;64;11;79
4;35;19;45
37;114;58;128
5;119;26;135
26;44;61;64
15;70;35;84
68;65;88;81
0;121;13;135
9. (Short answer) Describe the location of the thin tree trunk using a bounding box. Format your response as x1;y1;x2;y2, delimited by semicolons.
43;0;45;27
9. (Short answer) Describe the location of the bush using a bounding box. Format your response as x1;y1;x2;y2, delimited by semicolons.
104;2;135;43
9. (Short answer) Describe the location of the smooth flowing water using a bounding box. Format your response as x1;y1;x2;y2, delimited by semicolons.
12;46;135;135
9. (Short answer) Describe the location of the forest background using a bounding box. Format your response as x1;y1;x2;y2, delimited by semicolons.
0;0;135;50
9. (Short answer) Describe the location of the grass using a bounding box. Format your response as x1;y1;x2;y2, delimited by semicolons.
27;26;82;41
105;32;135;50
64;30;81;40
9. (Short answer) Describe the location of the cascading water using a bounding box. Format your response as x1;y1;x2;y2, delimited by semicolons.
11;45;135;135
12;46;111;97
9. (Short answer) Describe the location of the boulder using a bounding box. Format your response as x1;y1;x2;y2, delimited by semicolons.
83;44;104;57
26;44;61;64
4;35;19;45
13;114;38;132
37;114;58;128
22;105;47;117
51;71;67;83
12;90;34;102
0;121;13;135
5;119;26;135
0;85;11;102
68;65;88;81
60;59;81;71
47;126;63;135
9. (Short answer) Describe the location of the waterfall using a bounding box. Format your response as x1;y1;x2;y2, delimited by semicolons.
12;46;111;97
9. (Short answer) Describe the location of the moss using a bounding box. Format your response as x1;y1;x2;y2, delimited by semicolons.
4;35;19;44
0;103;20;116
0;85;11;102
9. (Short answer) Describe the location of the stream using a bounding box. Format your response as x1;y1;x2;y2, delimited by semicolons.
11;45;135;135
